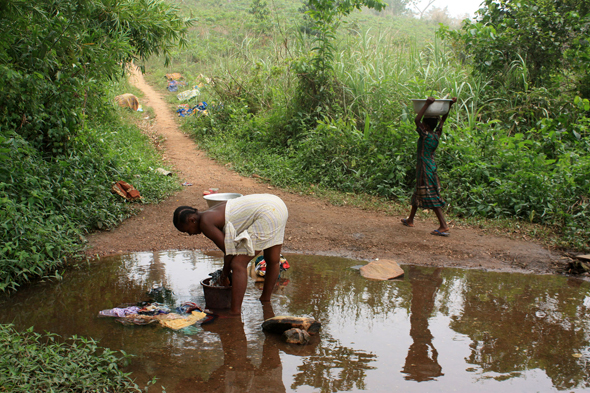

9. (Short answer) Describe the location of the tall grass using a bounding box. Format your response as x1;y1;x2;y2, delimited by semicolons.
146;0;589;251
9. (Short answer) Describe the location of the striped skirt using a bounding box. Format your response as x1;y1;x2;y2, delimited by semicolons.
224;194;288;256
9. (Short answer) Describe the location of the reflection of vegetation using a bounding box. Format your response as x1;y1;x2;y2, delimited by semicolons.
283;255;412;325
5;251;590;391
285;259;590;390
291;340;376;392
446;272;590;390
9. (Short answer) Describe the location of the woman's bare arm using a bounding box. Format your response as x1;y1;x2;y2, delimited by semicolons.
437;97;457;131
415;96;435;127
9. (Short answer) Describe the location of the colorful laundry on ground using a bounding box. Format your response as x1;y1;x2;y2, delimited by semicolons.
167;80;178;92
176;102;208;117
114;93;139;111
159;311;208;330
165;72;183;81
167;80;187;92
137;303;170;315
99;306;141;318
99;301;216;329
254;255;290;277
177;87;200;101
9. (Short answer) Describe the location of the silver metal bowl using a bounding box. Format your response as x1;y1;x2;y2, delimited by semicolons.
203;192;243;208
411;99;453;117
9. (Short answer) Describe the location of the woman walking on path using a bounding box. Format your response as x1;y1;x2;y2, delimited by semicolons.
173;194;288;315
402;97;456;236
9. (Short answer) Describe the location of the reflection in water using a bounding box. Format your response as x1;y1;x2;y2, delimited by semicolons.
449;274;590;390
402;267;444;381
173;303;287;392
291;339;376;392
1;251;590;392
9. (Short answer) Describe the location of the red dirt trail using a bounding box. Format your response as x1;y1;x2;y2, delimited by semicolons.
85;69;565;275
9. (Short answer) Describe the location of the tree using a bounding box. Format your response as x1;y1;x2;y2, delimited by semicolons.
249;0;271;31
441;0;590;92
294;0;386;119
0;0;191;152
411;0;437;19
425;6;451;25
381;0;413;16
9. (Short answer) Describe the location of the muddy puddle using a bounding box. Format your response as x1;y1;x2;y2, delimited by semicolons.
2;251;590;392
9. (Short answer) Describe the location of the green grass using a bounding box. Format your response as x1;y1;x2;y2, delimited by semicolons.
0;324;143;392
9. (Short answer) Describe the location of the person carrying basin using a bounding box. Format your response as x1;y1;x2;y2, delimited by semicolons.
173;194;288;315
402;96;457;237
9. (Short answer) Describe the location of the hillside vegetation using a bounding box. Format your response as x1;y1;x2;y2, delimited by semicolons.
147;0;589;251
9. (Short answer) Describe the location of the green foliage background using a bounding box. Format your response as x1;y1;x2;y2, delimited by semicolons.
148;0;589;251
0;0;187;389
0;105;180;291
0;0;188;290
0;324;142;392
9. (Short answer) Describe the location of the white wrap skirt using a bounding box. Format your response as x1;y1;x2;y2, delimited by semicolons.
223;194;288;256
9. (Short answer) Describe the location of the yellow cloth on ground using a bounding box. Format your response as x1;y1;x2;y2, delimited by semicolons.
158;311;207;330
224;194;288;256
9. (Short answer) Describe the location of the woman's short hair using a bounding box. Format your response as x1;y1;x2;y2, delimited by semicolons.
173;206;197;230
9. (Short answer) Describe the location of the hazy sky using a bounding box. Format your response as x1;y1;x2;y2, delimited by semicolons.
417;0;484;17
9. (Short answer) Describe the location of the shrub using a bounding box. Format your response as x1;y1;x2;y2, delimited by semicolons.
0;324;141;393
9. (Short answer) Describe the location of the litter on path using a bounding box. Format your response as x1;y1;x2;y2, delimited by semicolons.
111;180;142;201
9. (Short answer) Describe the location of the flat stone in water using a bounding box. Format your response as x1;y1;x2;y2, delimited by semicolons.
283;328;311;344
360;258;404;280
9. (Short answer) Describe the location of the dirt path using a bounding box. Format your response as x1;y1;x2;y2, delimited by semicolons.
86;69;565;274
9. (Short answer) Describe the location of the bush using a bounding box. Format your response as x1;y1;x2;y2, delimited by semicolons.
0;111;180;291
0;324;141;392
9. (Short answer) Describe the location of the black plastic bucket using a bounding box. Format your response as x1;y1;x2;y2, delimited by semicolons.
200;277;232;309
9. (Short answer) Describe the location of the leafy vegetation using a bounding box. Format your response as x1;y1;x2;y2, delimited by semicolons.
0;0;187;389
147;0;589;251
0;324;142;392
0;0;188;290
0;103;180;292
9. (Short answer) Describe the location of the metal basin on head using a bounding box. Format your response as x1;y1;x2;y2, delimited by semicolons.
411;99;453;117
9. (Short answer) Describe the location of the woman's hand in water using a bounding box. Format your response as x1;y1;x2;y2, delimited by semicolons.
219;272;231;287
